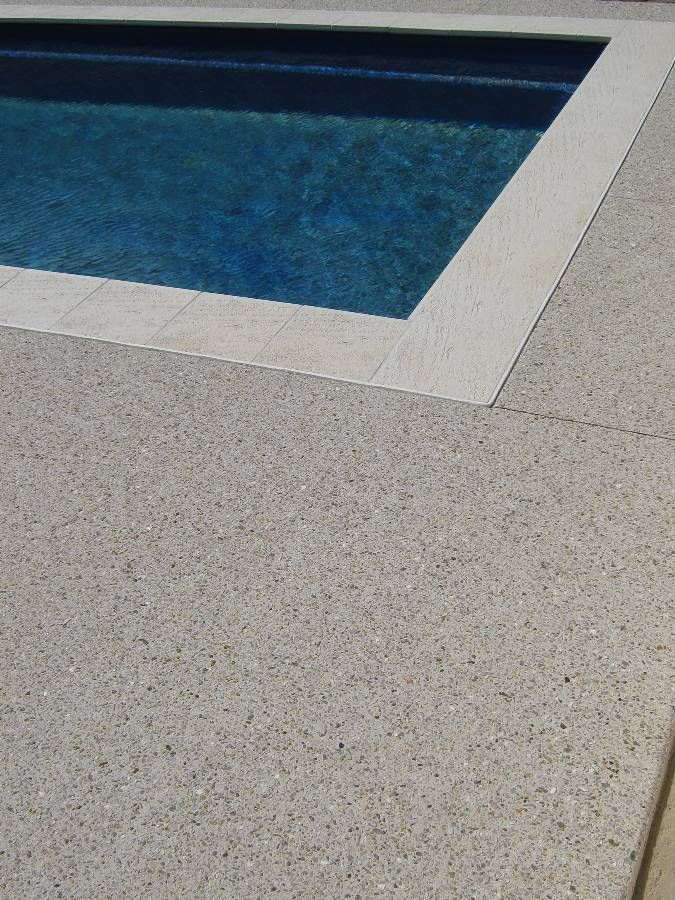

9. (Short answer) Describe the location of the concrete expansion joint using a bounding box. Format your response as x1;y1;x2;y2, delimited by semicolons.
494;404;675;442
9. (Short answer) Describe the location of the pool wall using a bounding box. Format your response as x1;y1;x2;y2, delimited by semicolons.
0;7;673;404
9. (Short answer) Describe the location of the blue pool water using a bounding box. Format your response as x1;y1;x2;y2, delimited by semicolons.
0;27;603;318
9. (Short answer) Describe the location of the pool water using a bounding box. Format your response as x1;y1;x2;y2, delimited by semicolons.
0;26;602;319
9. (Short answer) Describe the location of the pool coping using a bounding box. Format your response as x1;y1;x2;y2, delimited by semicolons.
0;7;673;405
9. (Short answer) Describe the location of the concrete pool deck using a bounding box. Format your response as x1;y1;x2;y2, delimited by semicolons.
0;1;673;898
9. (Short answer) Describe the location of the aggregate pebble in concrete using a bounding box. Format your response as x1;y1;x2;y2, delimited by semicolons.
610;75;675;205
1;328;673;899
1;2;674;896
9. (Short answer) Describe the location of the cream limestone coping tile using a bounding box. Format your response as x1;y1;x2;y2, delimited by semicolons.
56;279;199;342
0;9;673;403
493;17;623;39
0;266;24;288
330;12;400;32
254;306;405;381
0;269;105;329
153;292;299;361
277;10;351;29
387;14;622;39
388;14;516;38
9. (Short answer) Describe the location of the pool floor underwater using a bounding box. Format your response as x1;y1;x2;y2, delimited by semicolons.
0;26;601;317
0;97;543;318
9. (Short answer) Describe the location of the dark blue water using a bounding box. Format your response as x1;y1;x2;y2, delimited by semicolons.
0;27;602;318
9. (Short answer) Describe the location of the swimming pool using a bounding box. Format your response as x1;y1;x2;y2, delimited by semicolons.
0;10;672;403
0;25;602;318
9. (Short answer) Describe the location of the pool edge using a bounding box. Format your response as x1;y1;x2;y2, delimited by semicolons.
0;8;672;405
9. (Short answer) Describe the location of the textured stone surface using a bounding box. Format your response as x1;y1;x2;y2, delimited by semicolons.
638;760;675;900
153;292;299;361
0;266;22;287
0;269;105;330
497;170;675;438
1;328;673;899
57;279;199;343
496;67;674;437
255;306;405;381
0;2;673;899
1;0;673;21
610;75;675;205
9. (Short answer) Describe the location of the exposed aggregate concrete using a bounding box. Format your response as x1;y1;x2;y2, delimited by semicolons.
0;1;673;897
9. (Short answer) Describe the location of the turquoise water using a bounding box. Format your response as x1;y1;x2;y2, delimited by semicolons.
0;97;543;318
0;28;601;317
